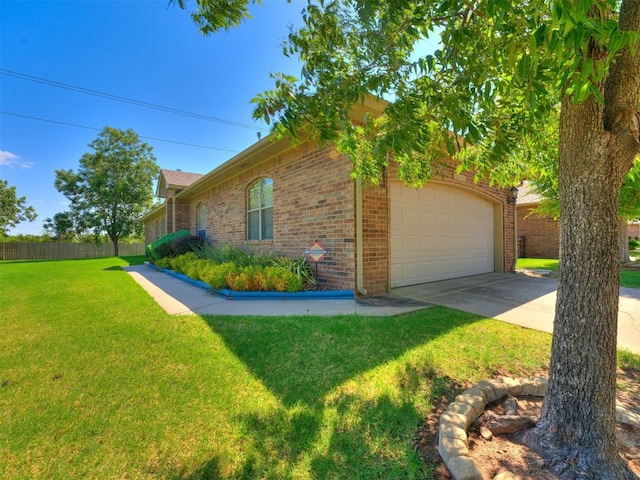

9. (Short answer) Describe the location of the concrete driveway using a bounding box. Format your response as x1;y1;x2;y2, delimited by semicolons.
392;272;640;354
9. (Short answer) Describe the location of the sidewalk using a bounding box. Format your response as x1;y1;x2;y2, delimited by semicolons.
123;264;430;317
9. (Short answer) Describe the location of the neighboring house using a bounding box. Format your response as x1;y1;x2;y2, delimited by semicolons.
142;98;517;295
516;183;638;260
516;184;560;259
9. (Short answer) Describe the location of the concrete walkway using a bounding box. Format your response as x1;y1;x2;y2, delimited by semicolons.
393;272;640;354
124;265;640;354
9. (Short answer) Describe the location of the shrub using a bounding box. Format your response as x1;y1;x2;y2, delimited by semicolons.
203;262;237;289
271;255;316;286
169;252;199;275
630;238;640;249
265;267;288;292
146;230;190;261
153;257;172;269
228;271;251;291
172;235;207;256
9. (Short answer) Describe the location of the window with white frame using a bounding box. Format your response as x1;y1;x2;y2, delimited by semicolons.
247;178;273;240
197;202;206;238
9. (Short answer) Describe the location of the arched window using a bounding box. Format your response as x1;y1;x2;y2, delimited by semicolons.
247;178;273;240
197;202;206;238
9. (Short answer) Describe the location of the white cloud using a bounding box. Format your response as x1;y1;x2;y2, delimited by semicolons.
0;150;34;169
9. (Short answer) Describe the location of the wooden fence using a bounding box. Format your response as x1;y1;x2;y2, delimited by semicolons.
0;242;145;261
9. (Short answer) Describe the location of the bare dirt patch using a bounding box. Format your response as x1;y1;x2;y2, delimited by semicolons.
414;369;640;479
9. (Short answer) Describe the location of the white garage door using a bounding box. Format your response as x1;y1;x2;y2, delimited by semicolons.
391;182;495;287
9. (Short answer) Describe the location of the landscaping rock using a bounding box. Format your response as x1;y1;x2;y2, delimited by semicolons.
445;455;483;480
521;376;548;396
493;471;517;480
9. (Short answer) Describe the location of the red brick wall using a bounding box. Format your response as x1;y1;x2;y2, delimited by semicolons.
628;223;640;239
516;205;560;259
144;208;165;245
188;141;356;291
360;179;390;295
174;199;190;233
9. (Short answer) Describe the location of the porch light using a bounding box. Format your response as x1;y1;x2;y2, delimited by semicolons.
510;186;519;201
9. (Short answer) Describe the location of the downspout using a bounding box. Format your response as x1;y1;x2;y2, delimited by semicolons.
355;177;368;295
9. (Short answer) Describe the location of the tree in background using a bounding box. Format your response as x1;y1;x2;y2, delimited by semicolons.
0;179;37;236
54;127;159;256
175;0;640;477
42;212;76;242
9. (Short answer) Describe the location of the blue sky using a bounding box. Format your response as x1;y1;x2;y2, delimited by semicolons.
0;0;306;235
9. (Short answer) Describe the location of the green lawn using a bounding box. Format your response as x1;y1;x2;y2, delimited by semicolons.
1;256;631;479
517;257;640;288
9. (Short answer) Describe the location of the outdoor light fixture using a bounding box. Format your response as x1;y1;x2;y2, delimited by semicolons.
509;186;519;203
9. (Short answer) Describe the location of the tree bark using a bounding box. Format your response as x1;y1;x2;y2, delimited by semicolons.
522;83;639;480
521;3;640;476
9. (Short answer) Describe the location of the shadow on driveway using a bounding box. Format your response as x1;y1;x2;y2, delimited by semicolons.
392;272;640;354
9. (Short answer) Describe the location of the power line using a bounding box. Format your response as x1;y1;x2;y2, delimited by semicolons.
1;111;240;153
25;21;253;96
0;68;266;132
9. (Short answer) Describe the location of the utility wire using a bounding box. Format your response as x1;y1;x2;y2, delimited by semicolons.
0;68;266;131
1;111;240;153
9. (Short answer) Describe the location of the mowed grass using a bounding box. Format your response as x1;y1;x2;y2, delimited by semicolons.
517;257;640;288
0;257;558;479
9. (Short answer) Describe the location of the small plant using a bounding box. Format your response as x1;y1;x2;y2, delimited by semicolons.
153;257;172;269
203;262;237;289
169;252;199;275
271;255;316;286
629;238;640;250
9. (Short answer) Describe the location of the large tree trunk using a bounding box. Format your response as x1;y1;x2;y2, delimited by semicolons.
522;83;638;480
521;3;640;476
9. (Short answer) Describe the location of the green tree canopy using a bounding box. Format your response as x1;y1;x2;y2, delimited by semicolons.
175;0;640;477
0;179;37;236
43;211;76;242
54;127;160;256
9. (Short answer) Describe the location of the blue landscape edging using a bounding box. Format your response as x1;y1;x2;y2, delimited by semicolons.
146;262;354;300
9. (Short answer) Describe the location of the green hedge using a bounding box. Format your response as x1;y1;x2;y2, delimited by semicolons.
146;230;190;261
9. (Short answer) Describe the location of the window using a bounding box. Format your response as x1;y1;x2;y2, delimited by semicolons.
197;202;206;238
247;178;273;240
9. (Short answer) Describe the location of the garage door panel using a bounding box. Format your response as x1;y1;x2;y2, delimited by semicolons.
391;182;495;287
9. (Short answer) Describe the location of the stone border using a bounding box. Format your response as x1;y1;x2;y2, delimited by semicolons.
438;376;640;480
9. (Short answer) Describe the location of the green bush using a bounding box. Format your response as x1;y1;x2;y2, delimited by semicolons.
202;262;237;289
172;235;207;256
154;257;172;269
169;252;199;275
271;255;316;286
630;238;640;249
146;230;190;261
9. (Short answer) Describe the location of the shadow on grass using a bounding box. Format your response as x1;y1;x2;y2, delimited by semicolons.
203;310;473;407
191;310;477;478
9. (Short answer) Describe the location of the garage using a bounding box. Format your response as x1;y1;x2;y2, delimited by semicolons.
390;181;496;287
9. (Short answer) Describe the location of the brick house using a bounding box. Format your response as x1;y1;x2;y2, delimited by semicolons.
516;184;560;259
142;99;517;295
